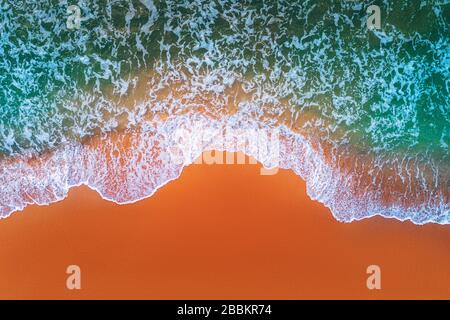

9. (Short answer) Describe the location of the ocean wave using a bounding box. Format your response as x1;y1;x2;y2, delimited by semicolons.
0;0;448;223
0;111;448;224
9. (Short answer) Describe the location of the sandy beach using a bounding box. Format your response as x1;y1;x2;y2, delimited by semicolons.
0;152;449;299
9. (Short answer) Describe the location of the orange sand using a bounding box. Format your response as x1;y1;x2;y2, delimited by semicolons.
0;152;449;299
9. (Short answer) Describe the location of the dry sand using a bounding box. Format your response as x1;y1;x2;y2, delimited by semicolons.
0;152;449;299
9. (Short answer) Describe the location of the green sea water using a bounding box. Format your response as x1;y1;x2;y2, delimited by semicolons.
0;0;448;156
0;0;448;222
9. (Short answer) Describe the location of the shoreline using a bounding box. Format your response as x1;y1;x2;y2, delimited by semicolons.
0;155;449;299
0;112;448;224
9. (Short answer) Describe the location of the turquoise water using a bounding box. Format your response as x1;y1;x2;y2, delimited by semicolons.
0;0;448;223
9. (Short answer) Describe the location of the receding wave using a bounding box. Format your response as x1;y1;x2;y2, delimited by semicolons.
0;0;448;223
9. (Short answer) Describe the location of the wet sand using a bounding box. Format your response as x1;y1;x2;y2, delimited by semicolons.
0;152;449;299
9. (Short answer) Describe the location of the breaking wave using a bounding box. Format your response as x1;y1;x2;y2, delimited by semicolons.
0;0;448;223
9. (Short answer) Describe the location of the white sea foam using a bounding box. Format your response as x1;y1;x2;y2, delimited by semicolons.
0;0;448;223
0;110;448;224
